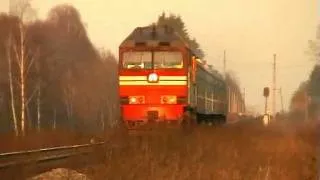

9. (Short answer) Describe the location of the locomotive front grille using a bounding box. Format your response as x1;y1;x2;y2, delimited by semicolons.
147;111;159;121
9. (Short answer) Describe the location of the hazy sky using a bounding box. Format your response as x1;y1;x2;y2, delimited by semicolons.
0;0;319;113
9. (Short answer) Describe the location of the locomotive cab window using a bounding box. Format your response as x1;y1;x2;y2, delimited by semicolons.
122;51;152;69
153;51;183;69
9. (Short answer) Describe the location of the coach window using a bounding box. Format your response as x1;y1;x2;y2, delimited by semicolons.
122;51;152;69
153;51;183;69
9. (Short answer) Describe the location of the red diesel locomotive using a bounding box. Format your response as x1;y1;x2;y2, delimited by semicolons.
118;25;245;129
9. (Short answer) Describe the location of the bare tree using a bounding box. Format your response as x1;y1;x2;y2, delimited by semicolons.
63;72;75;124
24;46;40;131
12;21;27;136
6;33;19;136
10;0;38;136
36;65;41;132
10;0;37;23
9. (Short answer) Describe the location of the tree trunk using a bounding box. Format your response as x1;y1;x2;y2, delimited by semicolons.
27;105;32;130
64;85;74;126
7;34;19;136
53;108;56;130
37;82;41;132
19;22;26;136
65;98;71;121
100;108;105;132
107;103;113;128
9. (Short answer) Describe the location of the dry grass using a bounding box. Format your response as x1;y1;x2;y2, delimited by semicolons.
80;119;318;180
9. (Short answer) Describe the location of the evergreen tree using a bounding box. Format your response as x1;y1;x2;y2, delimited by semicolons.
156;12;205;59
308;65;320;97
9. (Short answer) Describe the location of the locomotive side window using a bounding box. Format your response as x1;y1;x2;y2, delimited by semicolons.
153;51;183;69
122;51;152;69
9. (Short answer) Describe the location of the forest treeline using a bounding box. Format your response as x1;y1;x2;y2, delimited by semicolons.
290;24;320;120
0;3;119;136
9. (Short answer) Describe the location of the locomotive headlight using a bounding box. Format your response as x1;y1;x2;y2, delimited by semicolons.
129;96;145;104
147;73;159;83
161;96;177;104
129;96;137;104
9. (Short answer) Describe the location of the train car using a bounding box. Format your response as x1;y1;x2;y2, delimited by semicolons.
118;24;244;129
225;75;246;122
192;59;228;124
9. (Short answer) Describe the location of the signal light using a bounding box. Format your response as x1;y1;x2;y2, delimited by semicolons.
263;87;270;97
129;96;145;104
148;73;159;83
161;96;177;104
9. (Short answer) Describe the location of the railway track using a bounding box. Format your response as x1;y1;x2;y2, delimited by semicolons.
0;142;105;179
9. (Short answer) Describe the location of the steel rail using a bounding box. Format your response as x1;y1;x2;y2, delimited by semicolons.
0;142;105;169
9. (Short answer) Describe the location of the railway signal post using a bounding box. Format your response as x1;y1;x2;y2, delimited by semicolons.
263;87;270;125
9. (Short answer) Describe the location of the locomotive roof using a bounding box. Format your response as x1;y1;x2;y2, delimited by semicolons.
119;25;225;81
119;25;191;49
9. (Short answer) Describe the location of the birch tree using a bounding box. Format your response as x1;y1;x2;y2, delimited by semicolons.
10;0;37;136
13;20;27;136
10;0;37;23
63;70;75;123
35;58;41;131
6;33;19;136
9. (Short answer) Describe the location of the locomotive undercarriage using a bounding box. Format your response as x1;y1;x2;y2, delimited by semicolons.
183;106;226;126
123;105;226;133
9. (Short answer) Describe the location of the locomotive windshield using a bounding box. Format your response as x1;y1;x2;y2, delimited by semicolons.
122;51;152;69
122;51;183;69
153;51;183;69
